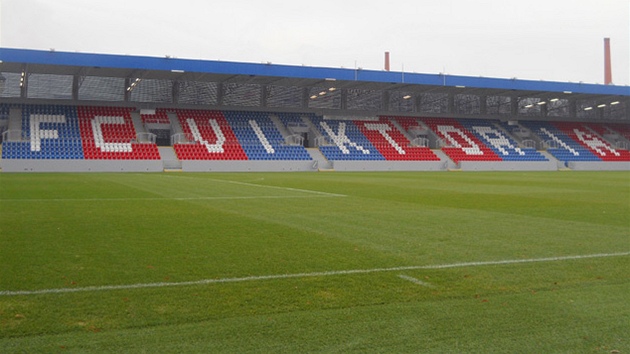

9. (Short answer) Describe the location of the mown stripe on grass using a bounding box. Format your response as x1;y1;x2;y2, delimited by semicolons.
0;195;343;202
1;252;628;296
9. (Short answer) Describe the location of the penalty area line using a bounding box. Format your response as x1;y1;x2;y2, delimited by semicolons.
1;251;628;297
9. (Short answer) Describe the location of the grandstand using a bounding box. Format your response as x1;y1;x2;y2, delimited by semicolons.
0;48;628;172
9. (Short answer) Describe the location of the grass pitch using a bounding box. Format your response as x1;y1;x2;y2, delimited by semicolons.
0;171;629;353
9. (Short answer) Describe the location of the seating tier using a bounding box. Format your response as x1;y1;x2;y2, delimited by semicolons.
421;118;501;163
552;122;630;162
458;119;547;161
2;105;84;159
311;117;384;161
173;109;247;160
78;106;160;160
224;111;311;160
360;117;439;161
2;104;628;164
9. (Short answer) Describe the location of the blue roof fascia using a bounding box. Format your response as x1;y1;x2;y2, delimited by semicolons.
1;47;628;97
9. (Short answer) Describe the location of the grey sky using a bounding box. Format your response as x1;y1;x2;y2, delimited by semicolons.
2;0;629;85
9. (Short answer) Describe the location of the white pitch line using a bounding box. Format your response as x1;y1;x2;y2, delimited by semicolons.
1;251;628;297
160;174;346;198
398;275;435;288
205;178;347;197
0;195;338;202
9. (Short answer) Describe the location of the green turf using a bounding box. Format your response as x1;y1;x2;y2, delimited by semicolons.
1;171;629;353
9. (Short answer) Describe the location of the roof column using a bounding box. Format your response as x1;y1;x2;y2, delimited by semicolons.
414;94;422;113
72;75;80;101
541;101;548;117
260;85;268;108
479;95;487;115
511;96;519;117
568;99;577;118
382;91;390;112
124;78;131;102
172;81;180;104
301;87;310;109
216;82;224;106
20;65;28;99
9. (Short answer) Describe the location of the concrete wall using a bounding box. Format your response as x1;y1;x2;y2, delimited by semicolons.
1;159;163;172
182;160;317;172
331;160;446;171
568;161;630;171
2;158;628;173
458;160;558;171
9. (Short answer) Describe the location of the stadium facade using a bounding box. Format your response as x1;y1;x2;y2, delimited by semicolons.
0;48;629;172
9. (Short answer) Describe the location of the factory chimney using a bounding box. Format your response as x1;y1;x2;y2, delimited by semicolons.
604;38;612;85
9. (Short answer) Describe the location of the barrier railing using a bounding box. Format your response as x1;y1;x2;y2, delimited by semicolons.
409;137;429;147
521;139;537;149
2;130;25;142
543;140;559;149
284;134;303;146
135;132;156;144
315;136;332;147
171;133;194;145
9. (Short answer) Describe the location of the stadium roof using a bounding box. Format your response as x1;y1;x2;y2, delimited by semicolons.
1;48;628;120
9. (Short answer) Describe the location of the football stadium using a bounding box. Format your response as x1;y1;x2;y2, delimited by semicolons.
1;39;629;352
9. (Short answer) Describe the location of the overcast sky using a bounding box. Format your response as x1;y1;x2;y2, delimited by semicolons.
2;0;629;85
